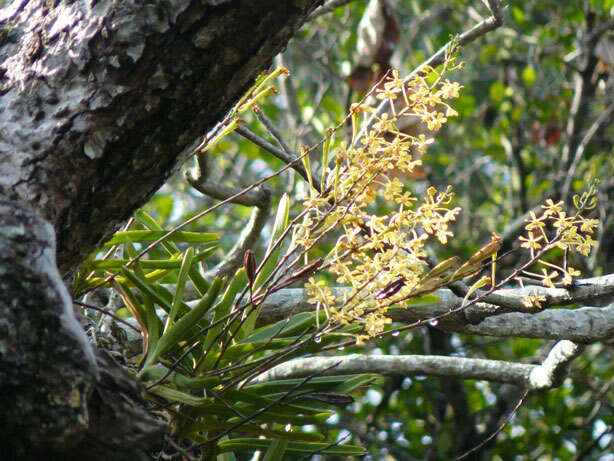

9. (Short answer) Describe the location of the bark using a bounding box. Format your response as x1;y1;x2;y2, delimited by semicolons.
0;0;319;275
0;0;320;457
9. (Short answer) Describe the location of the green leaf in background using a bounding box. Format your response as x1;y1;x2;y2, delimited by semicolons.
145;276;223;366
262;438;288;461
104;230;217;246
489;81;506;103
217;438;366;456
521;65;537;87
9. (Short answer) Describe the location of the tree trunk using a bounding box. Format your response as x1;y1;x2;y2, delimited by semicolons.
0;0;320;458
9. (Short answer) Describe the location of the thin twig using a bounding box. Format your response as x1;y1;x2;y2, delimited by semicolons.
307;0;358;21
235;124;321;191
455;388;529;460
354;0;505;147
74;300;141;333
254;108;295;160
562;99;614;200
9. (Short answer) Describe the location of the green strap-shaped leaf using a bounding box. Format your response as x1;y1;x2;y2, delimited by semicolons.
240;311;324;344
121;268;174;314
115;280;147;335
198;268;247;373
217;438;366;456
105;230;218;246
123;239;161;351
138;364;220;390
245;375;378;395
330;374;379;394
237;194;290;341
148;384;212;407
135;210;210;295
254;193;290;289
262;439;288;461
91;247;215;270
150;276;223;364
134;210;180;254
223;389;323;416
226;409;331;425
165;247;194;333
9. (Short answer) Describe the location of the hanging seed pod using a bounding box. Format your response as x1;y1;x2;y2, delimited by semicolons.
421;256;461;282
244;249;256;289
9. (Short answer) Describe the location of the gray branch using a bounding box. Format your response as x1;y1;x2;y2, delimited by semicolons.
528;340;585;390
308;0;358;20
256;274;614;343
235;125;321;191
122;276;612;355
452;303;613;343
251;339;583;391
186;152;272;279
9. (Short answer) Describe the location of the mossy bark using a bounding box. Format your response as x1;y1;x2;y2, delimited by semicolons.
0;0;320;457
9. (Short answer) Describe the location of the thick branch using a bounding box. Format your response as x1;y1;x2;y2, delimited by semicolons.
0;0;321;274
0;1;321;457
186;151;272;279
528;340;584;390
252;354;533;385
251;339;583;391
454;303;613;344
256;274;614;342
0;200;163;457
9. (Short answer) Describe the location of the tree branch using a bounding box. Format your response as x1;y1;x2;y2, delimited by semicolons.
255;274;614;342
251;339;583;391
186;152;272;279
528;340;584;390
562;99;614;200
308;0;358;20
235;125;321;191
451;303;614;343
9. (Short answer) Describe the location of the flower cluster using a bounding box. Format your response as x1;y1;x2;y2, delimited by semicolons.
296;60;598;339
298;66;464;342
518;183;599;308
